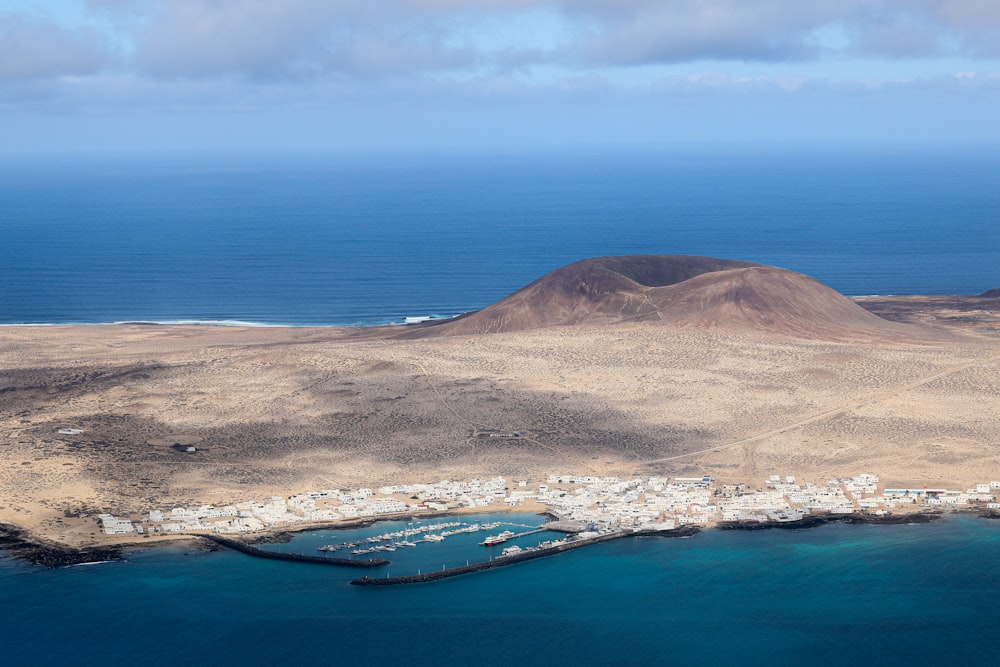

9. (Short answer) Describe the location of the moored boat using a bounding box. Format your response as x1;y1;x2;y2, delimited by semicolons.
480;529;515;546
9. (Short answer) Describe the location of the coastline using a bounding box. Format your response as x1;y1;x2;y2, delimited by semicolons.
0;289;993;330
0;523;125;567
714;510;943;531
1;506;982;569
0;504;539;567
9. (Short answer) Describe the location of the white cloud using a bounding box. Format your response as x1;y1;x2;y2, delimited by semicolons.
2;0;1000;118
7;1;1000;81
0;11;112;80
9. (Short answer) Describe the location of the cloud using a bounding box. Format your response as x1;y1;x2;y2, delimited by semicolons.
0;12;112;81
3;0;1000;118
105;1;1000;80
843;0;1000;57
9;1;1000;83
554;0;1000;64
126;0;485;80
561;1;847;65
132;0;340;79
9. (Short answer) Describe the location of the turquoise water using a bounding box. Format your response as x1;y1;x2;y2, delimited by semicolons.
251;514;562;577
3;514;1000;665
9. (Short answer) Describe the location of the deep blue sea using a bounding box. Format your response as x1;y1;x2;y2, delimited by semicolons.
3;514;1000;666
2;149;999;325
3;149;1000;664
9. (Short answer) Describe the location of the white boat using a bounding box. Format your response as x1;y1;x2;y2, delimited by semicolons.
480;530;515;546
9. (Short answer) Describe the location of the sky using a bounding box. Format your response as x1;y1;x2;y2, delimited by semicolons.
2;0;1000;157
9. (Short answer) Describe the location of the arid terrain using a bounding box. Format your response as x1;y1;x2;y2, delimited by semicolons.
2;256;1000;548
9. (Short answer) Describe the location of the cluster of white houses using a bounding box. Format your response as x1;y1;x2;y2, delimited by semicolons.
98;477;510;535
536;473;1000;529
98;473;1000;536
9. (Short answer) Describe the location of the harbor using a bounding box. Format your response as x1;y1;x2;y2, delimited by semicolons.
314;520;542;555
91;471;1000;585
198;511;700;586
352;524;701;586
196;512;572;579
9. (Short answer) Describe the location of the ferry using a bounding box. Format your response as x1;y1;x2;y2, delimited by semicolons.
480;530;515;546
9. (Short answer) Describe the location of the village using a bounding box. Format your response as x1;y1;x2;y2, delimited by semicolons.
97;473;1000;537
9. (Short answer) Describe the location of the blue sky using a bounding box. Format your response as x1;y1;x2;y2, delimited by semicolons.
2;0;999;156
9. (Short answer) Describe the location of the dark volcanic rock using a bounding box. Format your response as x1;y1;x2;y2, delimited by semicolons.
715;511;941;531
0;523;122;567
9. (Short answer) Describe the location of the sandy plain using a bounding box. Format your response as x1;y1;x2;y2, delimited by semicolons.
2;296;999;548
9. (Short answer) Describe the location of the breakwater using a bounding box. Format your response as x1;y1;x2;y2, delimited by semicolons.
203;535;387;568
351;525;700;586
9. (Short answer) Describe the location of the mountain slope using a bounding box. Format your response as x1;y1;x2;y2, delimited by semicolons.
402;255;932;342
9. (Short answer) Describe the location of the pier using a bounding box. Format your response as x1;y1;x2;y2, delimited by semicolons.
351;525;699;586
203;535;388;568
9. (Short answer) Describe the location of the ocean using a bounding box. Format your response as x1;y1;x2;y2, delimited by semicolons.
3;149;1000;664
3;514;1000;665
2;149;999;326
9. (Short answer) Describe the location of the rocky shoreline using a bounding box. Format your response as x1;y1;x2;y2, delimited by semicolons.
0;523;123;567
0;509;983;568
715;510;943;531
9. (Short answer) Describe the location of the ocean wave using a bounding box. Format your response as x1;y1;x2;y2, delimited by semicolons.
111;319;290;328
0;319;293;328
0;315;464;328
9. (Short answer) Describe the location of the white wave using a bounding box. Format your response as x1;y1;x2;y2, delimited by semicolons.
403;314;460;325
2;314;466;328
111;319;288;328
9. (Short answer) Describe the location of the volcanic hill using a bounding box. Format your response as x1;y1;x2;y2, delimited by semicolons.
407;255;932;342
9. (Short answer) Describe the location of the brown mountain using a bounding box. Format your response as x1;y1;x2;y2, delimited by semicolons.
403;255;931;342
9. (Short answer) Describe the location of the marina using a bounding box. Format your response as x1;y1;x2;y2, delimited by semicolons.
197;511;700;586
480;528;546;546
351;525;700;586
196;512;572;580
316;520;539;554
